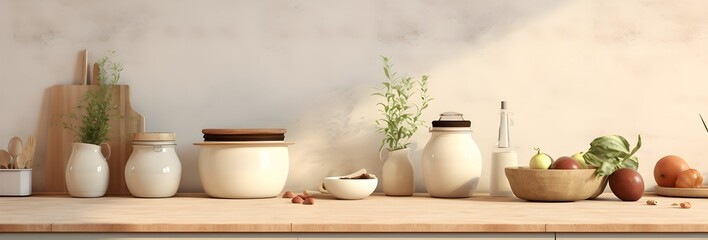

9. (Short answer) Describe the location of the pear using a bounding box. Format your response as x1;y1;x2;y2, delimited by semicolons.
570;152;588;169
529;148;553;169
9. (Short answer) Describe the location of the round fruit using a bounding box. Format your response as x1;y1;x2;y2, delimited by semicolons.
529;148;553;169
609;168;644;201
675;169;703;188
550;156;582;169
570;152;588;169
654;155;689;187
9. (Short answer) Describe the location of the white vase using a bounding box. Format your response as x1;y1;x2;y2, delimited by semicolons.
422;124;482;198
65;143;110;198
382;148;414;196
125;133;181;198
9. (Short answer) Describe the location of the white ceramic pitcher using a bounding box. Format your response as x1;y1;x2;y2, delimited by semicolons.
65;142;110;198
381;148;415;196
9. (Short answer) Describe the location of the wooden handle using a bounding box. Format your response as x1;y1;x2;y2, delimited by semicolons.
82;49;88;85
92;63;100;85
100;142;111;160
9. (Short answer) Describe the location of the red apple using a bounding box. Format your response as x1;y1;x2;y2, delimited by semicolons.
550;156;582;169
609;168;644;201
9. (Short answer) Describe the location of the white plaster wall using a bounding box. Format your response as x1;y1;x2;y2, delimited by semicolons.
1;0;707;193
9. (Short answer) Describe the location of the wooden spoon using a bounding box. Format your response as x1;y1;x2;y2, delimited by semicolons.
0;150;9;169
15;154;25;169
22;136;35;169
7;137;22;169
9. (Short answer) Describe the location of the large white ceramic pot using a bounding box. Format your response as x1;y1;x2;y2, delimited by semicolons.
125;132;182;198
195;142;291;198
422;112;482;198
65;142;110;198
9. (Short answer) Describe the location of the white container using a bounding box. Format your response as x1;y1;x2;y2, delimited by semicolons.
381;148;414;196
323;177;378;200
195;141;291;198
0;169;32;196
490;101;517;196
490;151;517;196
422;112;482;198
65;142;109;198
125;132;182;198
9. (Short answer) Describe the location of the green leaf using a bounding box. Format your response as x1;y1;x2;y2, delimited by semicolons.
620;135;642;164
585;134;642;176
373;56;433;152
589;135;630;154
582;152;604;168
597;161;617;177
620;156;639;170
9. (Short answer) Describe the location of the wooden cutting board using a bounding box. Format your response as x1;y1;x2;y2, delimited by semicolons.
45;85;144;195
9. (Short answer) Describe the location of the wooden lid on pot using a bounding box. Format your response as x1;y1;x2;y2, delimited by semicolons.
133;132;176;141
202;128;286;142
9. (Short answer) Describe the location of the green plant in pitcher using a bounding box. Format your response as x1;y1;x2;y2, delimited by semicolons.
64;51;123;145
373;56;432;151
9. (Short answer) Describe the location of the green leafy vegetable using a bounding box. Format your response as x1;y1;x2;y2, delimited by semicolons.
583;134;642;177
701;114;708;133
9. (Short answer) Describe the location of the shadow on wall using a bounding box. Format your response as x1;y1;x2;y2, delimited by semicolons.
20;0;572;193
285;86;382;192
286;0;567;192
280;0;573;193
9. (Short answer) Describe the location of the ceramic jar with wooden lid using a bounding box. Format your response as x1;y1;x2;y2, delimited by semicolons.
125;132;182;198
422;112;482;198
195;129;291;199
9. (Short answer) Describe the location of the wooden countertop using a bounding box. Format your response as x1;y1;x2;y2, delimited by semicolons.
0;192;706;233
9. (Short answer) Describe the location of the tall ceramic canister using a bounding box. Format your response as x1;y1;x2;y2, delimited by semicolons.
422;112;482;198
125;132;182;198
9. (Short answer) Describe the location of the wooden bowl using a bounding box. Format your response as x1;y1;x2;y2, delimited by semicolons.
505;167;608;202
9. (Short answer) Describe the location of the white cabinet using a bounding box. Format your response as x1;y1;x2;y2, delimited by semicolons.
8;232;708;239
0;233;295;240
299;233;554;240
0;233;555;240
557;233;708;240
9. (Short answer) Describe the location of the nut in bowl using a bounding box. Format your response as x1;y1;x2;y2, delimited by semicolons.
505;167;608;202
323;174;378;200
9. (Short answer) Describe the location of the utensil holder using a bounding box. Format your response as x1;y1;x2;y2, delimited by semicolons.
0;169;32;196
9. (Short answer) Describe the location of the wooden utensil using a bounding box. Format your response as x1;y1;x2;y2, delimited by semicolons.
0;150;9;169
7;137;23;169
92;62;99;85
82;49;89;85
46;85;144;194
20;136;35;169
15;154;25;169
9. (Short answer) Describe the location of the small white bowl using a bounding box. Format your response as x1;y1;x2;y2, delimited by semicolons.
323;177;377;200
